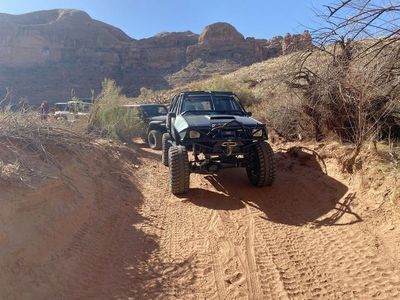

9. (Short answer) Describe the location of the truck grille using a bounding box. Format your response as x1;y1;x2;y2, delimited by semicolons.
218;128;251;139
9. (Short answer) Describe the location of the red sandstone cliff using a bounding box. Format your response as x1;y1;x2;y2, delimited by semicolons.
0;10;312;104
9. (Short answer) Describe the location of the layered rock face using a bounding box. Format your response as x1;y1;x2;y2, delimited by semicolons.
0;9;312;105
187;23;261;64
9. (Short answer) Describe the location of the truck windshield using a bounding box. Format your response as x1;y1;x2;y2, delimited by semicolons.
141;105;168;117
182;94;245;115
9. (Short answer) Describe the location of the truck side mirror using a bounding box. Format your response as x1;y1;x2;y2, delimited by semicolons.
247;112;252;117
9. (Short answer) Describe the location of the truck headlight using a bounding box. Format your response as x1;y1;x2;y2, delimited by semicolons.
189;130;201;139
252;128;263;137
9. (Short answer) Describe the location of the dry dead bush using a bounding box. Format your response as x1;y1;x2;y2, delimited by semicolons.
0;108;89;185
291;46;399;138
289;47;400;171
286;0;400;171
263;96;315;141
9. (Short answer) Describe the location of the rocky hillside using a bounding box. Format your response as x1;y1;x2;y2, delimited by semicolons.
0;9;312;105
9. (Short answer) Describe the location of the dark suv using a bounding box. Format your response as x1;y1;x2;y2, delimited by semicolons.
162;91;275;194
122;104;168;149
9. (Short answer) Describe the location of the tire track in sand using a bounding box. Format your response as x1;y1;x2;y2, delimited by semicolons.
130;147;400;299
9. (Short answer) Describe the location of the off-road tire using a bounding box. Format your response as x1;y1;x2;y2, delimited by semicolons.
162;133;172;166
246;141;275;187
168;146;190;195
148;130;162;150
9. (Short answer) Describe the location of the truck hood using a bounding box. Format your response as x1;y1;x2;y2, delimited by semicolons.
184;114;261;127
174;114;262;133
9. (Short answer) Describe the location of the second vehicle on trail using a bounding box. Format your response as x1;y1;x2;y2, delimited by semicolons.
121;104;168;149
54;100;92;120
162;91;275;195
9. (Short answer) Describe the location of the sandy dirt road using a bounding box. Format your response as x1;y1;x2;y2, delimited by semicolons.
78;145;399;300
1;143;399;300
122;148;400;299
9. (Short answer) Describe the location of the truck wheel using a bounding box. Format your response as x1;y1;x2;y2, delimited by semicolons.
168;146;190;195
162;133;172;166
148;130;162;150
246;142;275;187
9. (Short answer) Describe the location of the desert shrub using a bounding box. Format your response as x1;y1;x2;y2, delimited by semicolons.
89;79;145;142
288;43;400;171
190;74;257;108
284;0;400;171
290;43;400;143
263;96;314;140
0;108;89;184
136;87;168;103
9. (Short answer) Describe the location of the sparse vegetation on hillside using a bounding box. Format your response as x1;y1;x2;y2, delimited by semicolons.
89;79;145;142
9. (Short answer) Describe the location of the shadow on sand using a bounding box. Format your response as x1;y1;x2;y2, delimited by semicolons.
185;149;362;226
182;187;246;211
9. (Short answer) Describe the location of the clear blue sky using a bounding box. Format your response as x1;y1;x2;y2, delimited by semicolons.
0;0;330;39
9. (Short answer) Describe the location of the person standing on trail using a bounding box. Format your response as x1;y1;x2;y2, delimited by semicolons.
40;100;49;120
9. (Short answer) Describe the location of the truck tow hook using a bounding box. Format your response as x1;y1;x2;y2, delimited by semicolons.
221;142;238;156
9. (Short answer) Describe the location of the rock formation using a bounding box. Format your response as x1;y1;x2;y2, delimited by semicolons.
281;31;313;55
0;9;313;105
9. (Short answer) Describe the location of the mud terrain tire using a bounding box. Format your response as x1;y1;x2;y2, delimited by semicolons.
168;146;190;194
246;141;275;187
162;133;172;166
148;130;162;150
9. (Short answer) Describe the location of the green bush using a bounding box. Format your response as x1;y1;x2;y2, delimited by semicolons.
89;79;145;142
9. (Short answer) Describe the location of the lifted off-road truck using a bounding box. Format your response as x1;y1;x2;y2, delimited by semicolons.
162;91;275;195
